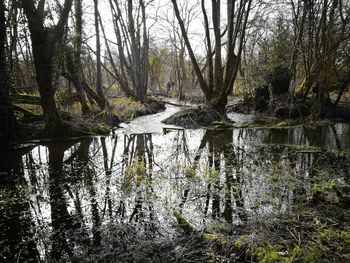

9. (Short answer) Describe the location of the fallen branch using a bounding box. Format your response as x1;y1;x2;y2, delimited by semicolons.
11;94;41;105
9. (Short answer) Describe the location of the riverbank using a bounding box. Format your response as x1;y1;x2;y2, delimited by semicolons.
9;96;165;146
161;94;350;130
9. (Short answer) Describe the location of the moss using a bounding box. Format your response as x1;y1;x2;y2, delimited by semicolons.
256;227;350;262
206;168;220;182
203;233;229;246
342;231;350;246
172;211;193;233
234;235;247;249
125;160;146;179
90;123;110;134
198;175;350;262
251;245;289;263
184;166;196;179
204;222;231;235
203;233;220;241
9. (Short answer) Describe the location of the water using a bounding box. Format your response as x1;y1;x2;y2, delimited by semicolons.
1;105;350;262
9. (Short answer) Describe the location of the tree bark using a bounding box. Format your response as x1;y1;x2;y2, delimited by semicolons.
0;1;17;147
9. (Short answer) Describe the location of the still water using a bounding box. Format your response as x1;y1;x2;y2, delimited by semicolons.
1;105;350;262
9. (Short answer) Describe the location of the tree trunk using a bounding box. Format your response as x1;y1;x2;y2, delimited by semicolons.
73;0;90;114
108;0;149;101
171;0;252;118
0;1;16;147
31;30;65;134
93;0;106;108
210;96;227;117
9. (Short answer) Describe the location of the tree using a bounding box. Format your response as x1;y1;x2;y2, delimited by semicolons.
21;0;73;135
171;0;253;115
159;0;200;100
105;0;150;100
93;0;106;108
62;0;107;113
293;0;350;116
66;0;90;115
0;0;16;147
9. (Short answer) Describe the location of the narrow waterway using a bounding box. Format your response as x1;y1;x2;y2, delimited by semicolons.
1;104;350;262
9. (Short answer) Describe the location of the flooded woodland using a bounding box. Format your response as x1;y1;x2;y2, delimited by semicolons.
1;0;350;262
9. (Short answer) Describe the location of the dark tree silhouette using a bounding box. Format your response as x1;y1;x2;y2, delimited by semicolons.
21;0;73;135
0;1;16;147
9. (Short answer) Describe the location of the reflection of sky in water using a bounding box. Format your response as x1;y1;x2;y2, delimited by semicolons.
1;108;350;261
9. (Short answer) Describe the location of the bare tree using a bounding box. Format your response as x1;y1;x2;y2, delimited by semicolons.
171;0;253;115
93;0;106;108
159;0;200;100
63;0;90;114
294;0;350;116
105;0;150;100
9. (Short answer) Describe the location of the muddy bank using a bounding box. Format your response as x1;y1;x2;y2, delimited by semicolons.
111;97;165;122
162;106;232;129
228;96;350;124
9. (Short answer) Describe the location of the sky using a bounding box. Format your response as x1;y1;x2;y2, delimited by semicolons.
83;0;219;57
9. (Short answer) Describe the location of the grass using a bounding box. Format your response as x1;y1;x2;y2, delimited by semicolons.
110;97;145;121
110;97;165;122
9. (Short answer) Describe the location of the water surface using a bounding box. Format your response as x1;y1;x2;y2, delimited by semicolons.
1;105;350;262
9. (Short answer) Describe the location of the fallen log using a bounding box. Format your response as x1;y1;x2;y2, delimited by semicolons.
11;94;41;105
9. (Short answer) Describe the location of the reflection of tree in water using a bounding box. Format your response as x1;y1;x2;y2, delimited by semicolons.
176;127;350;225
77;138;101;250
0;148;39;262
47;142;87;260
234;127;350;213
1;126;350;261
121;133;157;231
177;129;247;224
206;130;247;223
100;136;118;219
